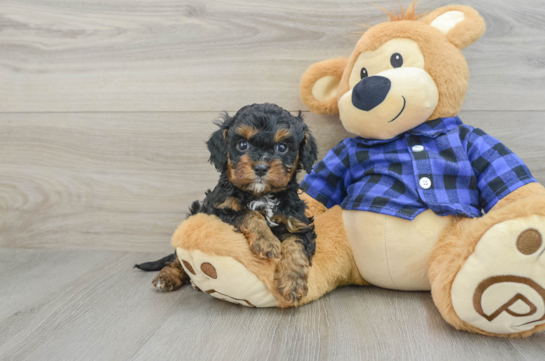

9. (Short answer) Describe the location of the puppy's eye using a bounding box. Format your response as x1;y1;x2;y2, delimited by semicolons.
390;53;403;68
236;140;248;151
360;67;368;79
275;143;288;154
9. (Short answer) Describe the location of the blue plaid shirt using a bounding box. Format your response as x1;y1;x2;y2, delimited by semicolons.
301;116;536;220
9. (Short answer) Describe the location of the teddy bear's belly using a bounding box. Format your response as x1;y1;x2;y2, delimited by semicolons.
342;209;454;291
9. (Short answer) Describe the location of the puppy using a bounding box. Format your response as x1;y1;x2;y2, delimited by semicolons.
136;103;318;305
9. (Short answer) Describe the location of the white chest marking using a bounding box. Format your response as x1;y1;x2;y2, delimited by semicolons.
248;195;279;227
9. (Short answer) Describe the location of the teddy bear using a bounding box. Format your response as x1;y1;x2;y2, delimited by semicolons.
171;2;545;338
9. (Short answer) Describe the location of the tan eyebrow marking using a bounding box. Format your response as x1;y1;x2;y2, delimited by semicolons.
236;125;258;139
274;128;292;142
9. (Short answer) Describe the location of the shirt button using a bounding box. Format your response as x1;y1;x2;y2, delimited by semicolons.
419;177;432;189
412;145;424;152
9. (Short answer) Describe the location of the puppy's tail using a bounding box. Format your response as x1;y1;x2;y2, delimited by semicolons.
134;253;177;272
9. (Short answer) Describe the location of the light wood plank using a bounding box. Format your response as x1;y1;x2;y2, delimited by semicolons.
0;249;188;361
1;248;545;361
1;0;545;112
1;110;543;252
0;248;122;320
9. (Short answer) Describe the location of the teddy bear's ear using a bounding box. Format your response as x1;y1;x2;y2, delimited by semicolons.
299;57;347;115
420;5;486;49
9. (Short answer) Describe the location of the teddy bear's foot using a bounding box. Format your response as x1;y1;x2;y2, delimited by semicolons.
175;247;279;307
451;215;545;335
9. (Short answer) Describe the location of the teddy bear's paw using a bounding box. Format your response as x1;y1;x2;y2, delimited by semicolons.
175;247;279;308
190;279;201;291
452;215;545;334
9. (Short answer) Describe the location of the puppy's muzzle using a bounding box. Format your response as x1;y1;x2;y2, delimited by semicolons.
352;76;391;111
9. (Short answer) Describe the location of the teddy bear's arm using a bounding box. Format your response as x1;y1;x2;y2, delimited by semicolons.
490;182;545;211
466;128;538;213
299;139;354;209
299;191;327;217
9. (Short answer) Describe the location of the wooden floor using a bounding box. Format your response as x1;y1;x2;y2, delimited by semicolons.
2;0;545;359
1;248;545;361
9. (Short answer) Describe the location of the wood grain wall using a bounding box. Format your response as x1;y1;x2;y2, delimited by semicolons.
1;0;544;252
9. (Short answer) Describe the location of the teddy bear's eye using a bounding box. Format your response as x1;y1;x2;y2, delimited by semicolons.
360;67;368;79
390;53;403;68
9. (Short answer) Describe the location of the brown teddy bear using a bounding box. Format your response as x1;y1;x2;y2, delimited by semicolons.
171;2;545;338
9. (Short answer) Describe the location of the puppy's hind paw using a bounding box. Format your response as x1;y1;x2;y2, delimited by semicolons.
152;273;182;292
152;262;186;292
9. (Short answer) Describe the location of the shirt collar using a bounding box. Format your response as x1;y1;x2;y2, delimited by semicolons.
408;116;462;138
354;116;463;146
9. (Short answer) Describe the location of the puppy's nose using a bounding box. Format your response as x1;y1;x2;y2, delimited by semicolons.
352;76;391;111
253;164;269;177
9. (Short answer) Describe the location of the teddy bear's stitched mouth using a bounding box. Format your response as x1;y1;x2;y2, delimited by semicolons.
388;96;406;123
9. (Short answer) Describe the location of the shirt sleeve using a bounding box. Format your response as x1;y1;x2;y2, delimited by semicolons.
466;127;537;212
300;139;352;208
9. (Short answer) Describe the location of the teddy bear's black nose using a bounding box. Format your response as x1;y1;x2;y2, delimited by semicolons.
351;76;391;111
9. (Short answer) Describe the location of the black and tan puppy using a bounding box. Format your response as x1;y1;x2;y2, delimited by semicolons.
136;103;318;304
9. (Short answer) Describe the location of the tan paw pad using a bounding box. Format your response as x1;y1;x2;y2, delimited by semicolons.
452;216;545;334
175;248;278;308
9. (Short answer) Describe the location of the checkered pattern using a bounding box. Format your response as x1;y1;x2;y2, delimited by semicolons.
300;117;536;220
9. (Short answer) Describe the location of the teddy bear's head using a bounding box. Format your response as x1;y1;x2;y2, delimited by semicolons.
300;2;486;140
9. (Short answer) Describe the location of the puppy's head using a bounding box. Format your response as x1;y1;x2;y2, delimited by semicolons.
207;103;318;195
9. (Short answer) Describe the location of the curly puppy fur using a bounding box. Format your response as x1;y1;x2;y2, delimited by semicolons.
137;103;319;305
152;257;190;292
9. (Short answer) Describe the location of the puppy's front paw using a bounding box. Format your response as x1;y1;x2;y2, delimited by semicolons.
241;226;281;259
275;261;309;305
250;237;282;260
274;238;310;305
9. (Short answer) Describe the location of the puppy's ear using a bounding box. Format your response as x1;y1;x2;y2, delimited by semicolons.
297;113;318;173
207;113;233;172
